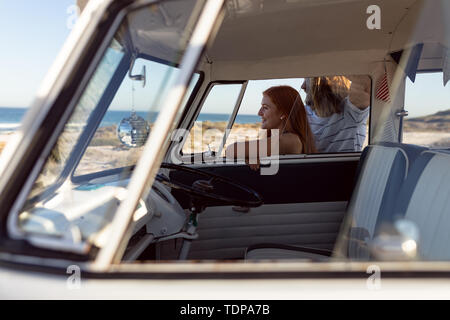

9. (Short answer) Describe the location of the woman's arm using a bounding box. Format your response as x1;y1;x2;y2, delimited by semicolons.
225;134;302;160
348;75;371;110
225;138;271;160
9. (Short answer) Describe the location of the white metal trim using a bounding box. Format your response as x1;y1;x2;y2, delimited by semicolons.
181;153;361;168
93;0;226;271
217;81;248;156
5;0;138;250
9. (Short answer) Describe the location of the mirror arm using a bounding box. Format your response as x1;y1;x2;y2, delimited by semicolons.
128;52;146;87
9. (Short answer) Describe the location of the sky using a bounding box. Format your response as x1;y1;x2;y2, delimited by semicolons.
201;74;450;117
0;0;75;108
199;78;306;116
405;72;450;117
0;1;448;118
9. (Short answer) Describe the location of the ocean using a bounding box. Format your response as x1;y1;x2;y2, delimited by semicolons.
0;107;27;132
0;107;260;133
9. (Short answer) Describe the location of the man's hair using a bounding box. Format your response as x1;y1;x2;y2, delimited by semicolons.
309;76;351;117
263;85;316;154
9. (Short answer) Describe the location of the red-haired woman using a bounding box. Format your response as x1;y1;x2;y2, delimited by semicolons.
226;85;316;169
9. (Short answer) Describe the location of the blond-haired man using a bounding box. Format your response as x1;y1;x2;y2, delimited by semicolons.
301;76;370;153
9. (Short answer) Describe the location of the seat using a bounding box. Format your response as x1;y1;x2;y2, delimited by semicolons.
245;142;428;260
393;150;450;260
244;243;331;261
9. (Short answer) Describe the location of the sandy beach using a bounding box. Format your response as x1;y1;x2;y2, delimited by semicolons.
1;123;449;176
0;133;15;154
181;121;260;155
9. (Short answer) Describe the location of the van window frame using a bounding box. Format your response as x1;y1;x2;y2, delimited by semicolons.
69;58;204;185
401;69;447;147
180;77;373;164
179;80;247;158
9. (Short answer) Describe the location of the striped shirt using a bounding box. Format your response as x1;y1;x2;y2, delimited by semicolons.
306;97;369;153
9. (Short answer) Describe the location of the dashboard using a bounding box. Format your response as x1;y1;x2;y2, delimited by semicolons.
18;171;187;252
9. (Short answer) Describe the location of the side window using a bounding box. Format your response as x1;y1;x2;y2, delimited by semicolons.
183;75;371;160
224;78;302;155
182;83;243;155
404;72;450;149
224;76;371;155
74;58;200;177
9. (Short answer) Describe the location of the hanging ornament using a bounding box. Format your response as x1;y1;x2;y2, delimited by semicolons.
117;79;150;148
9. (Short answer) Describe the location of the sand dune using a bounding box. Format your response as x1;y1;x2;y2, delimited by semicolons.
404;109;450;132
403;131;450;148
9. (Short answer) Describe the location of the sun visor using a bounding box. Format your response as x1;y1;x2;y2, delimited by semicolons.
124;1;199;64
444;47;450;86
390;43;424;83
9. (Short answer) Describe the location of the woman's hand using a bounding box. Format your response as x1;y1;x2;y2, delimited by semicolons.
348;75;371;110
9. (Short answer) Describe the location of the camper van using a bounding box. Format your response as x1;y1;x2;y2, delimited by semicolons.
0;0;450;299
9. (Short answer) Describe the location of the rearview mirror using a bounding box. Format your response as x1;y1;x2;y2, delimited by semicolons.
129;54;146;88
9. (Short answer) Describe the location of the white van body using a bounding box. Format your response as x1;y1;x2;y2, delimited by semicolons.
0;0;450;299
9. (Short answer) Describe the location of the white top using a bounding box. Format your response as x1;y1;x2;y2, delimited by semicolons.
306;97;369;153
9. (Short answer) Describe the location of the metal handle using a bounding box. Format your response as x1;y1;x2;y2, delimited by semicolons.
396;108;409;142
396;110;409;117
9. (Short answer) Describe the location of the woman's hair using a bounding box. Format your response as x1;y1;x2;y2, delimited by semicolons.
310;76;351;117
263;85;316;154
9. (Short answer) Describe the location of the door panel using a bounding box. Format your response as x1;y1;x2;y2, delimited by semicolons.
190;201;346;259
162;157;360;260
158;201;346;260
170;158;359;206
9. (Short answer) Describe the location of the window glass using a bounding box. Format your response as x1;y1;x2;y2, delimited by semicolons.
15;0;205;251
404;72;450;149
223;78;303;155
74;59;200;176
190;76;371;159
181;83;242;154
33;40;125;193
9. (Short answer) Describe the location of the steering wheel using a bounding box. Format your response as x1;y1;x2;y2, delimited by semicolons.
155;163;263;210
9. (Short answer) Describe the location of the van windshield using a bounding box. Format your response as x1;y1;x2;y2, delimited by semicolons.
15;0;204;252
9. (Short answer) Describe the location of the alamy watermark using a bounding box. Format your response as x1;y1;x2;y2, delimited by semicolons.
169;123;280;175
366;5;381;30
366;264;381;290
66;5;80;30
66;264;81;290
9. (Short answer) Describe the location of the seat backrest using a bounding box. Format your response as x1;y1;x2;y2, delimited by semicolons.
394;150;450;260
341;142;427;259
347;143;427;236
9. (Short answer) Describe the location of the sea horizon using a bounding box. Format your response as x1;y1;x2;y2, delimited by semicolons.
0;106;261;133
